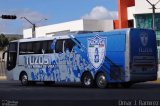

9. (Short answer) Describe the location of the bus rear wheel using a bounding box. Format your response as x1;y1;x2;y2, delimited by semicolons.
96;73;107;89
20;73;28;86
81;72;94;88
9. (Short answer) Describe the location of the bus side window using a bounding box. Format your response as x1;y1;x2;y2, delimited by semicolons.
41;41;48;53
19;43;27;55
47;40;53;53
65;39;75;52
33;42;41;54
55;40;63;53
26;42;33;54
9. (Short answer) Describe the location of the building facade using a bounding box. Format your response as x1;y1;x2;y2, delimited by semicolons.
115;0;160;63
114;0;160;62
23;19;114;38
115;0;160;46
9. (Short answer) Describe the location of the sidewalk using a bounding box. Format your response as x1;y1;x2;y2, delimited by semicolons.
0;76;6;80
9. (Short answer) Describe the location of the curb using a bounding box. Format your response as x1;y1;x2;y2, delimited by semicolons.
149;79;160;83
0;76;7;80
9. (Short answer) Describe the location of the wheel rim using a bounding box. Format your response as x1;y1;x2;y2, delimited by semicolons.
21;75;28;85
84;76;91;86
97;74;106;88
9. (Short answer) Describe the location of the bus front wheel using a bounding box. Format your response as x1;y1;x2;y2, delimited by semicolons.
81;72;94;88
20;73;28;86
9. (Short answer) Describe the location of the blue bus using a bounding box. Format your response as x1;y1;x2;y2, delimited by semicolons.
4;28;158;88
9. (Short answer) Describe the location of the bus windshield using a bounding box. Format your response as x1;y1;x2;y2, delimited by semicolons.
7;42;17;71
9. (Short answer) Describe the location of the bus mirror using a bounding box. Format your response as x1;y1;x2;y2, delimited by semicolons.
2;50;7;60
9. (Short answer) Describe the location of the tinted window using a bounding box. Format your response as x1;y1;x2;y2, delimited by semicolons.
19;43;27;54
9;42;17;52
33;42;41;54
47;40;53;53
7;42;17;70
41;41;48;53
26;42;33;54
65;39;75;52
19;41;55;55
20;42;34;54
41;40;54;54
55;40;63;53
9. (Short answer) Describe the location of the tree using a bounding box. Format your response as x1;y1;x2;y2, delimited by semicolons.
0;34;9;51
7;36;19;41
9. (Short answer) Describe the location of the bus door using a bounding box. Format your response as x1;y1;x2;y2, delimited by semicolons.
7;42;18;71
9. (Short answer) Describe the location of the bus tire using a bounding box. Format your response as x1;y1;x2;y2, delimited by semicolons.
20;72;28;86
96;73;107;89
81;72;94;88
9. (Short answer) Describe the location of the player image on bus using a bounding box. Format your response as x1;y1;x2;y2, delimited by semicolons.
3;28;158;88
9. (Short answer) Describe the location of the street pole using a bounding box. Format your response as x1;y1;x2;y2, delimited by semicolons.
152;4;156;31
32;24;36;38
146;0;160;31
21;17;36;38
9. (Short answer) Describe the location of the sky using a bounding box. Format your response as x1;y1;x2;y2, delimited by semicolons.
0;0;118;34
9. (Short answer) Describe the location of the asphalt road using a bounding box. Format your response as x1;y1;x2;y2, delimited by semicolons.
0;80;160;106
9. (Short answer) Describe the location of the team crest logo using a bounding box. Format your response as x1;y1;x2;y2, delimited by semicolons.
88;35;106;69
140;32;148;47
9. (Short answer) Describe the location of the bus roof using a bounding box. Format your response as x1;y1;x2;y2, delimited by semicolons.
11;35;71;43
11;28;135;43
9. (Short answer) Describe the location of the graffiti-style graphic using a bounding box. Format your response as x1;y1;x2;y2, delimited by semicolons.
27;49;93;82
23;35;107;82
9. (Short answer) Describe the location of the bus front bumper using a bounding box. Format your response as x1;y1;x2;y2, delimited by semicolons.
6;71;14;80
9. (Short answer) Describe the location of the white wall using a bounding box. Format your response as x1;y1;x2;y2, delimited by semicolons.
36;20;84;37
23;19;114;38
23;29;33;38
127;6;135;20
23;20;84;38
